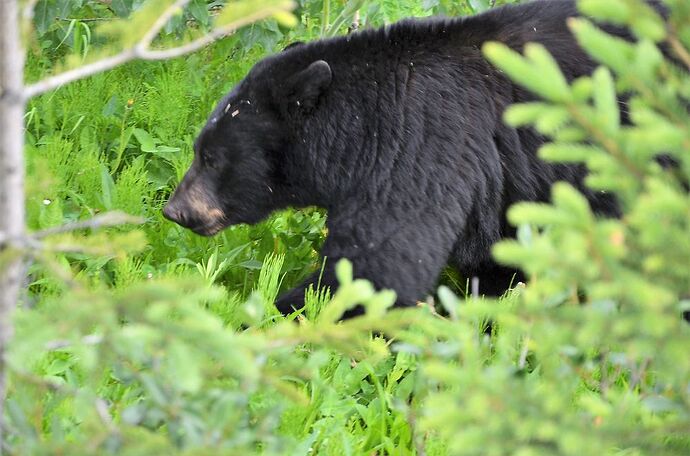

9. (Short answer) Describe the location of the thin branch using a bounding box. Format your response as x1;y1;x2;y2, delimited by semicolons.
24;50;136;99
58;17;113;23
0;232;41;251
139;23;237;60
23;3;292;99
32;210;144;239
137;0;191;50
1;211;143;260
95;398;116;431
45;334;104;351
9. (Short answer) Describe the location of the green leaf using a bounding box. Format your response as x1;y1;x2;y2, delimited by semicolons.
34;0;58;35
111;0;135;18
188;0;210;28
523;43;572;102
503;103;558;127
132;128;157;153
569;18;635;74
100;164;116;210
335;258;353;286
592;67;619;136
539;143;604;163
99;0;178;47
437;286;459;319
272;10;298;28
483;42;571;102
551;183;592;223
578;0;631;23
215;0;296;28
507;202;567;226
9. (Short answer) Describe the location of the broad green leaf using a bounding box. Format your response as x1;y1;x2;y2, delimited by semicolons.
188;0;210;28
133;128;157;153
99;164;116;210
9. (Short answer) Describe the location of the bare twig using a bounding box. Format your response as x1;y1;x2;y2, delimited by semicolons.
1;210;143;254
24;50;134;99
95;398;115;430
139;22;240;60
23;3;294;98
58;17;113;23
0;232;42;251
45;334;104;351
33;210;144;239
137;0;192;51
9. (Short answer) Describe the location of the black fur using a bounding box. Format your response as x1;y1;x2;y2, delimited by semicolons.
164;0;659;315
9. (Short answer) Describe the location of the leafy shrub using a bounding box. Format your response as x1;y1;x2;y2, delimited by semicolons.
6;0;690;455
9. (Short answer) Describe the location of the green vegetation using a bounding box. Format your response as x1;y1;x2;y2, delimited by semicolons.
4;0;689;454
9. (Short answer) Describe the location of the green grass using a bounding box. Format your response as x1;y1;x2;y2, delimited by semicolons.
25;37;328;304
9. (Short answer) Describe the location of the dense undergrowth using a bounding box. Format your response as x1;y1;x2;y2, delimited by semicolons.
4;0;689;455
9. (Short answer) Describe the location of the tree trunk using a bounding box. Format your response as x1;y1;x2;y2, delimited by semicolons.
0;0;26;450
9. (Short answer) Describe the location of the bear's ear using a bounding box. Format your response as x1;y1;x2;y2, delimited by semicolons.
284;60;332;112
283;41;304;51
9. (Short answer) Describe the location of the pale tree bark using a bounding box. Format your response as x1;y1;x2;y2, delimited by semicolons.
0;0;26;451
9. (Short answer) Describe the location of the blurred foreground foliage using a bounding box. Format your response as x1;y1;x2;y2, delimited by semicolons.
5;0;690;454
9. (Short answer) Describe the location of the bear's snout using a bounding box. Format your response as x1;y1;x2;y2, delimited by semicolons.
163;184;227;236
162;198;189;227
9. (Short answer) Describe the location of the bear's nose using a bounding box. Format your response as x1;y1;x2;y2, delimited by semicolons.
163;201;185;225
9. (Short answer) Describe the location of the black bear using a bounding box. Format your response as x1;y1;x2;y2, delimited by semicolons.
164;0;639;315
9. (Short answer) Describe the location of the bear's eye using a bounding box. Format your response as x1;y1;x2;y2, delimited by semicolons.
198;148;213;166
202;154;219;172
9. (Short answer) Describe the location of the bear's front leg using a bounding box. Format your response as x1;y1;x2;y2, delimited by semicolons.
274;266;339;315
275;209;461;318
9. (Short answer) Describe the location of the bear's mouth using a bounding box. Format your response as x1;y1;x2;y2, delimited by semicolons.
189;221;227;237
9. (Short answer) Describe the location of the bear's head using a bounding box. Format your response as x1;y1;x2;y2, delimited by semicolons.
163;57;332;236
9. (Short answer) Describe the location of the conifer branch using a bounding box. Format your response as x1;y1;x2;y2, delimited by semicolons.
668;26;690;72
